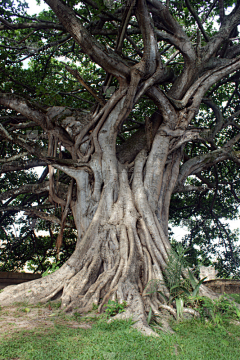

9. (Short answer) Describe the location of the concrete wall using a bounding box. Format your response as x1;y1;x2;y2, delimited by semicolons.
0;272;41;289
204;279;240;294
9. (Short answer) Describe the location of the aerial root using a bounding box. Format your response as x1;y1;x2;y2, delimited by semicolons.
64;255;121;313
77;260;120;313
61;257;96;308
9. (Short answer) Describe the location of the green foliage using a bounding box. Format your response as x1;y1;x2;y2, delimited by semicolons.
42;262;60;277
103;299;127;317
158;245;191;304
22;307;31;313
92;303;98;311
147;306;152;325
176;297;184;321
0;217;77;273
48;301;61;310
164;245;188;291
144;247;240;326
72;312;82;322
181;270;207;297
172;318;240;359
146;244;240;326
0;0;239;277
186;295;240;325
146;244;206;306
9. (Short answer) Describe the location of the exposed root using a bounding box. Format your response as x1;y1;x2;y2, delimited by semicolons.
149;302;175;334
183;307;200;317
110;284;159;337
70;258;120;313
0;160;221;338
62;254;101;309
158;304;177;319
0;263;76;306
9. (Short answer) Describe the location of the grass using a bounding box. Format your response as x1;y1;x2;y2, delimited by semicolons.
230;293;240;304
171;319;240;360
0;299;240;360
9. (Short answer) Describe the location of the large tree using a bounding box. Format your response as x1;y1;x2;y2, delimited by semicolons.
0;0;240;333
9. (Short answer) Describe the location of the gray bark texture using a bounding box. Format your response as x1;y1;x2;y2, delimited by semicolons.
0;0;240;334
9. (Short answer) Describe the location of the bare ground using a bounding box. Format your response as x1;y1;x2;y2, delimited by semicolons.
0;302;92;339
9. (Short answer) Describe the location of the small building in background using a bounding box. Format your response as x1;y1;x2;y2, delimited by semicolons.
200;266;218;281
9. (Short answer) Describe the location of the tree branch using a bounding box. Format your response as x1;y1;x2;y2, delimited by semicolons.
0;93;48;128
0;182;50;202
148;0;196;64
185;0;209;42
219;0;225;24
0;159;47;174
177;148;232;186
0;204;55;212
173;56;240;113
64;64;105;106
201;98;224;139
136;0;158;75
24;209;71;227
0;152;28;163
173;185;208;193
44;0;130;78
0;21;64;31
0;93;74;146
203;3;240;62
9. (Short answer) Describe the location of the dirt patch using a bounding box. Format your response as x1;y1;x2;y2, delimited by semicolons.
0;304;92;337
66;323;92;329
230;320;240;326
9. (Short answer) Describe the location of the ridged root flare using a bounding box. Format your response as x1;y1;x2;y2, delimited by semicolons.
0;165;216;335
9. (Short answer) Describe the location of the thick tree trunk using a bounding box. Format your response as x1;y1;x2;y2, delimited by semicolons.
0;90;216;335
0;162;171;333
1;0;240;337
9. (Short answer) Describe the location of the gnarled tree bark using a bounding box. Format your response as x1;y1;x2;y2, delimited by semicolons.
0;0;240;335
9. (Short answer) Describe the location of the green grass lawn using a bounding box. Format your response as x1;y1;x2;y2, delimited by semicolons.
0;310;240;360
0;298;240;360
